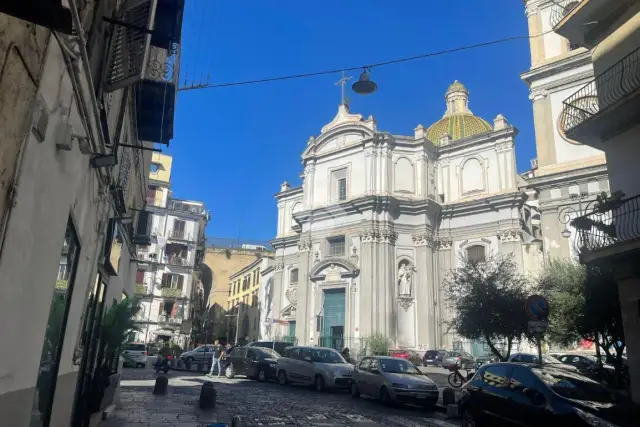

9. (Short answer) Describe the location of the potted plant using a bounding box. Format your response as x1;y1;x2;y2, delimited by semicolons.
87;297;141;415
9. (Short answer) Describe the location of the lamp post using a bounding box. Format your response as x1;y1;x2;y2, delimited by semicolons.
225;303;241;344
557;192;602;364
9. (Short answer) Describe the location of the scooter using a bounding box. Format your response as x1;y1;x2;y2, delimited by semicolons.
154;355;171;374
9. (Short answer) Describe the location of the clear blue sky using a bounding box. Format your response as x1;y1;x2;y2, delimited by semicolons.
165;0;535;242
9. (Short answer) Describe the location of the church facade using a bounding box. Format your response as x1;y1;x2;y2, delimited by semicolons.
267;81;545;354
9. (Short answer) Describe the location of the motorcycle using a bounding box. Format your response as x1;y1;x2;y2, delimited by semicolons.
154;355;171;374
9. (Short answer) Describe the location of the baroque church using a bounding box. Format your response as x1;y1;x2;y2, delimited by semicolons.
266;81;545;354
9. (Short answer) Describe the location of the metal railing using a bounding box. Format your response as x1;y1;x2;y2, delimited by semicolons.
164;255;190;267
167;199;206;215
167;229;194;241
135;284;147;295
145;42;180;87
572;194;640;253
560;46;640;135
549;0;584;28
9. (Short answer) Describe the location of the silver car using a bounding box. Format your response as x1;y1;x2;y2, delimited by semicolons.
276;346;354;391
179;344;215;365
352;356;439;409
122;343;148;368
507;352;579;372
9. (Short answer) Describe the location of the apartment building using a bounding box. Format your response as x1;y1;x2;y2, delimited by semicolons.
134;153;209;348
550;0;640;402
226;256;274;344
0;1;184;425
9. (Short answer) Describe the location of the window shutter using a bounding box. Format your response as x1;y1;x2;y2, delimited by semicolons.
133;211;152;245
136;270;145;283
161;272;169;288
177;275;184;290
104;0;158;92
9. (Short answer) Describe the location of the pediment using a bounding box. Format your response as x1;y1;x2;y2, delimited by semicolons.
309;258;359;281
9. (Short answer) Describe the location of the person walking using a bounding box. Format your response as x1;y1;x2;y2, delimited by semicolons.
341;347;351;364
208;340;223;377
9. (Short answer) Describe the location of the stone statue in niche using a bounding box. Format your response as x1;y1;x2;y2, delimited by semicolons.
397;261;415;297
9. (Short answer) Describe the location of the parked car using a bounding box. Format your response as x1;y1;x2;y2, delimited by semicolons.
442;351;475;370
459;362;640;427
422;349;447;367
352;356;438;409
388;349;423;366
474;353;499;369
179;344;215;365
221;346;280;381
276;346;354;391
247;341;294;356
507;353;579;373
122;343;147;368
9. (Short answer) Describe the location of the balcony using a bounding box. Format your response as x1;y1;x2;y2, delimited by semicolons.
167;199;206;216
164;255;190;267
135;284;148;295
161;287;183;298
158;313;183;324
167;229;194;242
572;194;640;263
560;47;640;146
550;0;629;49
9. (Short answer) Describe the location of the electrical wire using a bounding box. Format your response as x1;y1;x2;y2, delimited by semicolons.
178;31;552;92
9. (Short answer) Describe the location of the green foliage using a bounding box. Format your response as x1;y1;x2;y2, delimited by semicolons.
537;258;625;365
225;249;232;259
366;332;390;356
444;254;531;361
100;297;141;370
171;344;183;357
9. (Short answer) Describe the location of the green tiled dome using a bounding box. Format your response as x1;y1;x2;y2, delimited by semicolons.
426;114;493;145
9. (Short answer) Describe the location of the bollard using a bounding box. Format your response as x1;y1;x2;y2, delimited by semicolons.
153;375;168;395
199;381;217;410
442;387;456;406
231;415;244;427
185;359;192;370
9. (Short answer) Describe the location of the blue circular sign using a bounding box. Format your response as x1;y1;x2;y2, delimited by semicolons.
525;295;549;321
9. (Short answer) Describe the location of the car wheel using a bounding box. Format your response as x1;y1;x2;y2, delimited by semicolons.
461;407;477;427
257;368;266;382
186;356;194;364
351;382;360;398
225;364;235;379
314;375;325;392
379;386;392;406
278;370;288;386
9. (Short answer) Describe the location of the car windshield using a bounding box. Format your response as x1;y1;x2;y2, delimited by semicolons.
380;358;422;374
258;348;280;359
533;368;618;403
425;351;438;357
447;352;460;357
310;349;346;363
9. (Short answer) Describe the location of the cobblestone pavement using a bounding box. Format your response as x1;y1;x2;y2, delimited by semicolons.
104;366;460;427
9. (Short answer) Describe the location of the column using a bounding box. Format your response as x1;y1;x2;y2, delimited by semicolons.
526;4;546;67
379;228;396;338
358;227;375;337
271;263;284;341
436;237;453;349
364;148;373;195
530;91;556;169
294;239;312;345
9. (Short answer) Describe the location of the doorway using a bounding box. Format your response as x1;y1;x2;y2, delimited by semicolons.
321;288;345;350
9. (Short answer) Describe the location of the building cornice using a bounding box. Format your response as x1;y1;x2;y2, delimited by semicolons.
441;191;527;217
436;126;517;155
520;50;592;86
229;257;265;280
275;186;303;200
524;164;608;190
270;234;301;250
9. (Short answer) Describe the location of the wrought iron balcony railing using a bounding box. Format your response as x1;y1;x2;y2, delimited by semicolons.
571;193;640;254
168;229;194;241
560;46;640;136
135;284;148;295
168;199;206;215
164;255;190;267
549;0;584;28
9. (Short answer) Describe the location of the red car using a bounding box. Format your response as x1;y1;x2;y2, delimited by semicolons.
388;349;423;366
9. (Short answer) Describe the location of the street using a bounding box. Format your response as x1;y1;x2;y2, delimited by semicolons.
105;365;460;426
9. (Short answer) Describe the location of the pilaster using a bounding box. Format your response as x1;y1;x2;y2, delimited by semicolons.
498;229;524;270
294;238;311;344
358;228;376;337
413;233;436;347
436;236;453;349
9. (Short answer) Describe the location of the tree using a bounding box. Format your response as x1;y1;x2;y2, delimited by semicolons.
366;332;391;356
444;254;531;361
537;258;625;366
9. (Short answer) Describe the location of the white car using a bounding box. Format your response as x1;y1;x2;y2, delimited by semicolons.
122;343;148;368
276;346;354;392
507;353;579;372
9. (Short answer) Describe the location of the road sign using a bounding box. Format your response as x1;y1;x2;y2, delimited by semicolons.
528;320;549;333
525;295;549;321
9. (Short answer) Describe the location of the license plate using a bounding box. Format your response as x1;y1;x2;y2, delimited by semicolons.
416;393;427;399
